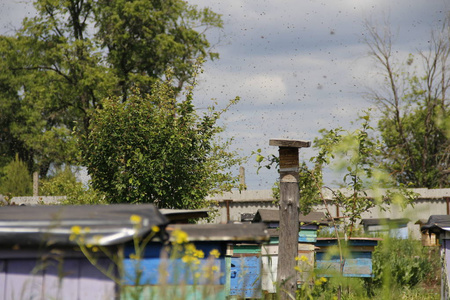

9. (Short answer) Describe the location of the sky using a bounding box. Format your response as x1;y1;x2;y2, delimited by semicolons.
1;0;449;190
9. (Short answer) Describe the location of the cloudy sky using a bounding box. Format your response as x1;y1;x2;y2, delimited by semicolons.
1;0;449;189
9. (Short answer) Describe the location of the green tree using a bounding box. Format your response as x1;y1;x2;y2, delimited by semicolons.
0;0;222;177
40;166;105;205
81;77;242;208
364;18;450;188
258;112;415;234
0;154;33;197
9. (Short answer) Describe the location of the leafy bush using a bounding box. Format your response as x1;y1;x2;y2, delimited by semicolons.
82;79;242;208
40;167;106;204
371;238;439;289
0;154;33;197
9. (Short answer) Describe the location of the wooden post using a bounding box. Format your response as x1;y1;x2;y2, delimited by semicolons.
270;138;310;300
239;166;246;188
33;172;39;197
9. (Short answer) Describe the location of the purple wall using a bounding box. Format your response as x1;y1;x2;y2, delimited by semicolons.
0;255;117;300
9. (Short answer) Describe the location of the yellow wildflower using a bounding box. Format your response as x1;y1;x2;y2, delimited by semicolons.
92;246;99;253
299;255;308;262
194;249;204;259
129;253;139;260
71;225;81;235
294;266;301;272
182;255;198;264
152;225;160;232
314;278;327;286
172;229;188;244
130;214;142;224
209;249;220;258
212;265;219;272
69;226;82;241
185;243;196;253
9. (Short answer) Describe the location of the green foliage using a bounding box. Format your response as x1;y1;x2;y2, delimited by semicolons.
82;78;242;208
257;112;416;235
365;20;450;188
40;166;106;205
0;154;33;197
0;0;222;177
371;238;440;290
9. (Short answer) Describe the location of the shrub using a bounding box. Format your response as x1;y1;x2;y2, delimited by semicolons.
371;238;439;289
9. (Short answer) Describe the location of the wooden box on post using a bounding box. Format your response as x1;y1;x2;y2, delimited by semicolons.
269;138;310;300
253;209;329;293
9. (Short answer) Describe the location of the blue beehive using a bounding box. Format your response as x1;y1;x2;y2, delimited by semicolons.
315;238;381;278
251;209;329;294
0;204;169;300
122;223;269;300
229;244;262;298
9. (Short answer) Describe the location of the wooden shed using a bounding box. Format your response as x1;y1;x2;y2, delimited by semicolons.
315;237;381;278
252;209;329;293
0;204;169;300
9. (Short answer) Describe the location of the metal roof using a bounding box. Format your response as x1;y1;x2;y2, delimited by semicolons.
420;215;450;233
360;218;410;226
253;209;329;226
166;223;270;243
0;204;168;246
158;209;209;223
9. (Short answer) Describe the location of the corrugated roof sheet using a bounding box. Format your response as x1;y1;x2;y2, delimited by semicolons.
253;209;329;226
420;215;450;233
0;204;168;246
361;218;410;226
158;209;209;223
166;223;270;243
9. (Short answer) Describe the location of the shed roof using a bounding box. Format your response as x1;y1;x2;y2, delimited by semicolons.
361;218;410;226
166;223;270;243
253;209;329;226
420;215;450;233
0;204;168;247
159;209;209;223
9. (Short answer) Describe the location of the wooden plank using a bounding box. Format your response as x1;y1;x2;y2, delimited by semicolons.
0;260;5;300
269;139;311;148
4;259;44;300
229;256;262;298
316;246;376;252
42;258;80;300
316;252;374;278
261;255;278;293
261;245;278;256
122;285;226;300
78;258;117;300
123;257;226;286
297;251;314;283
277;181;299;298
232;245;261;254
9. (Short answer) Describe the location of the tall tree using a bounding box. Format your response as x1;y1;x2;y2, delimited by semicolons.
364;18;450;188
82;77;241;209
0;0;222;176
